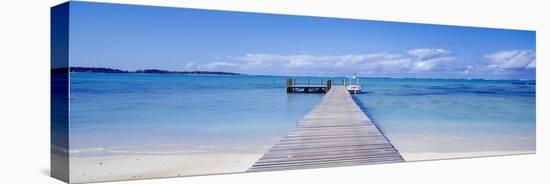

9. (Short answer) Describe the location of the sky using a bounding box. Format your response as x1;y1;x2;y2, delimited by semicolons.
67;1;536;79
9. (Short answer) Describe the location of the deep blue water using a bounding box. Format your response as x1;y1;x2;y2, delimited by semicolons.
68;73;535;156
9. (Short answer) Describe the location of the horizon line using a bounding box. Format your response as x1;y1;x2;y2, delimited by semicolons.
54;66;536;81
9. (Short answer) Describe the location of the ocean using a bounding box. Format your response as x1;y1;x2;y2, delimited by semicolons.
68;73;536;157
353;78;535;154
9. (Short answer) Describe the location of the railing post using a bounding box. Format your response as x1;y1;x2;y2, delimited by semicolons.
287;79;294;87
286;79;293;93
285;79;288;88
327;80;332;92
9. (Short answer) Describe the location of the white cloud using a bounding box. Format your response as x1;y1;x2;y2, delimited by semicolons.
196;62;239;70
406;48;451;59
484;50;535;70
184;62;195;69
411;57;455;72
229;49;457;75
191;48;534;78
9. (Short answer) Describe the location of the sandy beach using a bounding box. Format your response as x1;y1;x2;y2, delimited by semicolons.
64;149;535;183
401;150;535;161
69;153;262;183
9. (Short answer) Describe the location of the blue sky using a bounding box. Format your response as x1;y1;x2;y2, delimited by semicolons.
68;1;536;79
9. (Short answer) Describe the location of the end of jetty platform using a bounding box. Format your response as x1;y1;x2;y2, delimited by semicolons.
285;79;332;93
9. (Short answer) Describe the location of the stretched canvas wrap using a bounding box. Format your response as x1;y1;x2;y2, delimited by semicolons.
51;1;536;183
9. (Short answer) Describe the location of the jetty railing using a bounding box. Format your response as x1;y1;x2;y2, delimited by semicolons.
286;79;332;93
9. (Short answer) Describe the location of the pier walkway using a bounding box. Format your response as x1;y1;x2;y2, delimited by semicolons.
248;86;403;172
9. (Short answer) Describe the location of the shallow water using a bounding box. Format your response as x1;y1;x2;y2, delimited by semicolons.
69;73;328;156
353;78;535;153
68;74;535;156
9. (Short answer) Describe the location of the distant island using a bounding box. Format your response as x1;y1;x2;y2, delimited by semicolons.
52;67;244;76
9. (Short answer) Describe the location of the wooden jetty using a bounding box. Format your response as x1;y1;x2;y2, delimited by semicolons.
286;79;332;93
248;86;403;172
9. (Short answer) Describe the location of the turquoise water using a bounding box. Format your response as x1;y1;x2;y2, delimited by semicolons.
354;78;535;153
69;73;327;156
69;73;535;156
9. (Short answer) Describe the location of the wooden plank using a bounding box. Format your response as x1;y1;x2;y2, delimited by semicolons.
247;86;403;172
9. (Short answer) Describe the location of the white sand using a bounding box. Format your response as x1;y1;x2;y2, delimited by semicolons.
69;153;262;183
401;150;535;161
66;150;535;183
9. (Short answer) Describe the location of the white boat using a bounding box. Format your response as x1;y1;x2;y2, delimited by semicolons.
347;84;362;94
346;73;362;94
